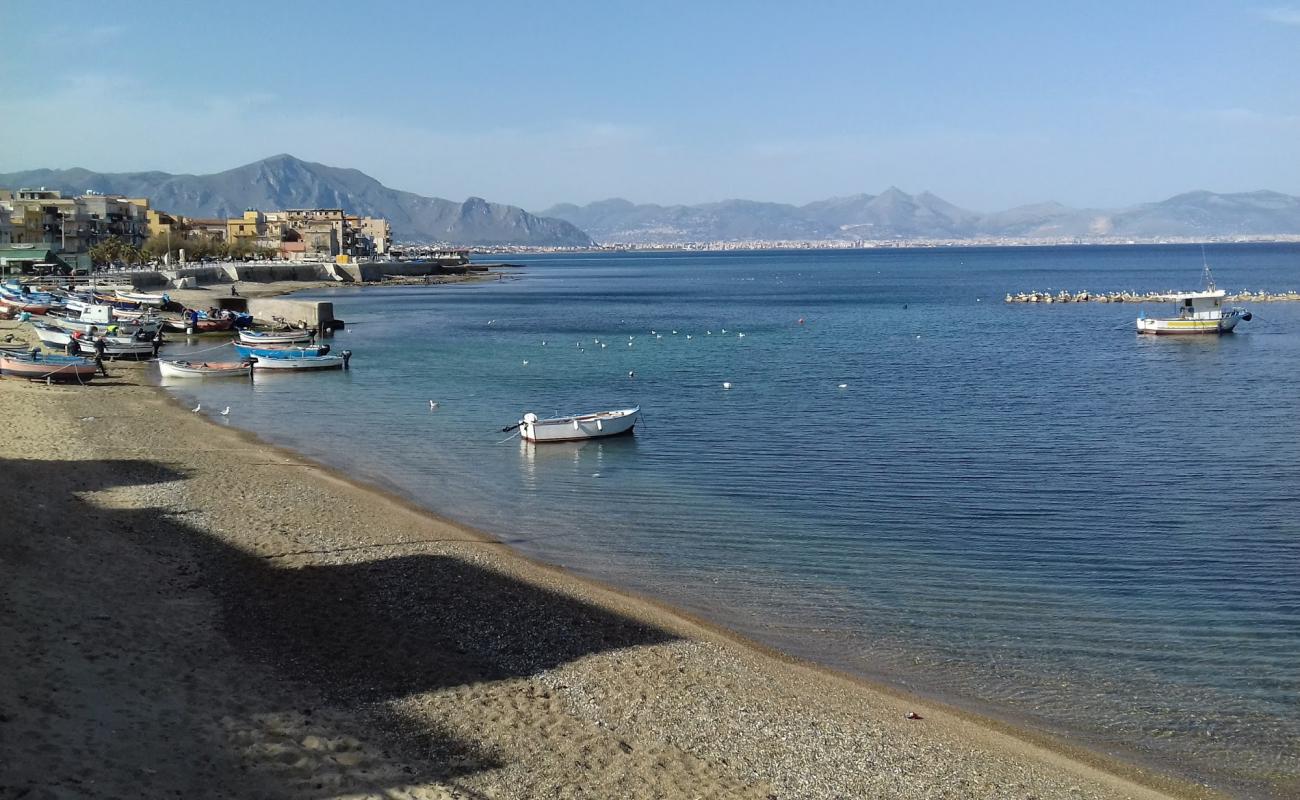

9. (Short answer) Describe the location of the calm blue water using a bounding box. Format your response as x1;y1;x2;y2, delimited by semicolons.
161;245;1300;797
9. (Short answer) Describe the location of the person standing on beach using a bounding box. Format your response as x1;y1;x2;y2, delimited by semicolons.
151;328;164;359
92;335;109;376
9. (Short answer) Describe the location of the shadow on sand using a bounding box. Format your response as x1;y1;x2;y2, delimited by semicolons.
0;456;677;798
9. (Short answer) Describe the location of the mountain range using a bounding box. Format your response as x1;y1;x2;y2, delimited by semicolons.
4;154;1299;246
539;188;1300;244
0;155;593;247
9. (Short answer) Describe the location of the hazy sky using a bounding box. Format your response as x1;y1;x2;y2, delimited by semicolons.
3;1;1298;211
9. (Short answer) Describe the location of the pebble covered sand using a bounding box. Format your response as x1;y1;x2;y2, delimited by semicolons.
0;335;1220;799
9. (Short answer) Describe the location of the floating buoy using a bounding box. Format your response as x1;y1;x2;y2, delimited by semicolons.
798;318;805;324
722;382;732;390
838;384;847;389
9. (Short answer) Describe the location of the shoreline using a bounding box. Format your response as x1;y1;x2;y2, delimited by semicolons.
1;275;1253;798
1;374;1229;798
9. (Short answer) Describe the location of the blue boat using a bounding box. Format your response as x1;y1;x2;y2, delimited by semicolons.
233;343;331;359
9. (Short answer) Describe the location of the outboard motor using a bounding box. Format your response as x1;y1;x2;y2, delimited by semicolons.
1242;311;1253;322
319;343;331;356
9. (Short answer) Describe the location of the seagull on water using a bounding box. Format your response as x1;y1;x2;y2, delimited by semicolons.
522;359;529;366
429;400;439;410
628;370;635;378
220;406;230;416
838;384;848;389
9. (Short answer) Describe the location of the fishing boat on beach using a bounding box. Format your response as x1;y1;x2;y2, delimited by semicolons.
238;328;315;345
115;290;169;307
157;359;253;379
512;407;640;443
161;315;236;333
0;351;98;382
31;324;158;359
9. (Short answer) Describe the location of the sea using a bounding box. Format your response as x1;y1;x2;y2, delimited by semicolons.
159;244;1300;798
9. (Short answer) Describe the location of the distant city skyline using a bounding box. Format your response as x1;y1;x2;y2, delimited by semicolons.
5;2;1299;211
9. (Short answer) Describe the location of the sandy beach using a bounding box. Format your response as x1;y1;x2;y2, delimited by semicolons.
0;343;1222;799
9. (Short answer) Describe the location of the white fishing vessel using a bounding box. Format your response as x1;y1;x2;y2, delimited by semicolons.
1136;255;1253;336
1136;290;1252;335
249;351;350;371
31;324;158;358
514;407;640;443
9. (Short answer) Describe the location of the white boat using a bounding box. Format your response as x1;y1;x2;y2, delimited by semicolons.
250;351;350;371
116;290;169;307
515;406;640;443
1136;290;1251;335
238;328;316;345
157;359;253;378
32;324;158;358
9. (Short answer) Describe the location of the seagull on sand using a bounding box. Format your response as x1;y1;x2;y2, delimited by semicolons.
192;403;201;413
220;406;230;416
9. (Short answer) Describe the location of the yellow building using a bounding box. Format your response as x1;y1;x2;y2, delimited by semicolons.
226;209;266;243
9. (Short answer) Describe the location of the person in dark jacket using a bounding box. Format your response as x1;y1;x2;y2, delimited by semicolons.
92;336;109;376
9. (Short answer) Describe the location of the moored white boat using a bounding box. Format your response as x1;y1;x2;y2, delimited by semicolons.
157;359;253;378
249;351;350;371
238;328;315;345
1136;290;1251;335
515;406;640;443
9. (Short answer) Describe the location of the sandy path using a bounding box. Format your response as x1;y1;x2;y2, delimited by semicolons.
0;365;1218;799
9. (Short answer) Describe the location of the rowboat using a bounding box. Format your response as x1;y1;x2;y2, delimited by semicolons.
514;407;640;443
233;343;331;359
157;359;253;378
0;351;98;382
32;324;158;359
1136;290;1252;335
250;351;350;371
115;290;169;307
161;315;235;333
238;328;315;345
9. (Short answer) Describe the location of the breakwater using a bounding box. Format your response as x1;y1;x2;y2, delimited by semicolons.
1005;289;1300;303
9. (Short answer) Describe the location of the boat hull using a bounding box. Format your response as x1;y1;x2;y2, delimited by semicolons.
1136;315;1242;335
0;353;98;382
519;407;640;443
233;343;330;359
238;330;315;345
250;355;345;371
157;360;252;378
33;325;158;358
162;317;235;333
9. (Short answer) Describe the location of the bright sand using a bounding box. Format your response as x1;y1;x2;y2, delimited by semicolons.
0;325;1221;799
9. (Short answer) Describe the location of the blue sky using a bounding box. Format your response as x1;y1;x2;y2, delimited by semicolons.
3;1;1298;211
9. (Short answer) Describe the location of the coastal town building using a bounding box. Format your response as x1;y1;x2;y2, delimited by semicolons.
0;186;391;265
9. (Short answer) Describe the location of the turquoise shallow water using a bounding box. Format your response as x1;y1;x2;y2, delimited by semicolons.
162;244;1300;797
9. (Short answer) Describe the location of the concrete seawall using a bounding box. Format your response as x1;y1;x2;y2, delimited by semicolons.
118;260;458;289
